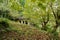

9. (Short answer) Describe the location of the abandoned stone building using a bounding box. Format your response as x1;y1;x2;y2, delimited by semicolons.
15;17;36;26
15;17;30;25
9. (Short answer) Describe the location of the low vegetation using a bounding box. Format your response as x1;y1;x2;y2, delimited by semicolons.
0;18;60;40
0;0;60;40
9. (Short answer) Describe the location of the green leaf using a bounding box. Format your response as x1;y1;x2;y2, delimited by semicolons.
38;3;46;10
51;0;55;2
38;0;46;3
0;0;3;3
31;0;36;2
10;2;22;11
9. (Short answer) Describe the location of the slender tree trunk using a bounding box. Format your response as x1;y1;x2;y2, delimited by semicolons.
50;2;59;32
41;13;49;31
50;3;60;33
42;22;47;31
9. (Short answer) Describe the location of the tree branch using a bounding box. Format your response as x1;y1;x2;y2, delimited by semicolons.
50;2;57;19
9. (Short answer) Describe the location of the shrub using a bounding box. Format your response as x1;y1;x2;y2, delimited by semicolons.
0;18;10;32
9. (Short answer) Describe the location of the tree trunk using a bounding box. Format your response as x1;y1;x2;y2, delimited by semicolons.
41;13;49;31
52;9;60;33
41;22;47;31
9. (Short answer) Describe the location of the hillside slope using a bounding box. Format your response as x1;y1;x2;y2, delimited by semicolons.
0;18;59;40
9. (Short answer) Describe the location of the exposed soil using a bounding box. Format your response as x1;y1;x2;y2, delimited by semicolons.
0;31;56;40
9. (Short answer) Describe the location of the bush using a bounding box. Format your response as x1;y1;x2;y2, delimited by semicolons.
0;18;10;32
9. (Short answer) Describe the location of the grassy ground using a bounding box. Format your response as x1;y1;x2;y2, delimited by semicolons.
0;18;60;40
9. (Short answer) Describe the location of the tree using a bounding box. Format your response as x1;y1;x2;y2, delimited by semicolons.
50;0;60;32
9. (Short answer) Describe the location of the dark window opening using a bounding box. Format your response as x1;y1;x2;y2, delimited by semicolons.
19;20;21;23
25;21;28;24
23;21;24;24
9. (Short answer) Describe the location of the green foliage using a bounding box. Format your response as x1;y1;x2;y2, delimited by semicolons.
0;0;3;3
20;0;25;7
10;1;22;11
0;0;60;39
31;0;36;2
38;2;46;10
0;18;11;31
